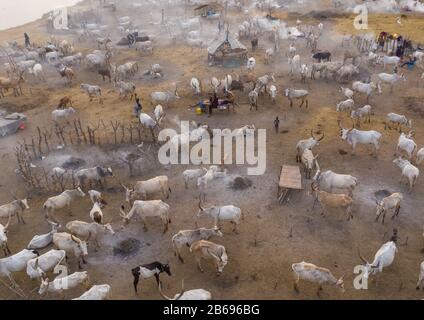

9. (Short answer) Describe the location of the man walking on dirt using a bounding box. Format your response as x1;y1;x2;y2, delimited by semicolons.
274;116;280;133
24;33;31;48
134;94;142;118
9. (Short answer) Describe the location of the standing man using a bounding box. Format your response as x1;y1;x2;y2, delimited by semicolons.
24;33;31;48
274;116;280;133
134;94;142;118
208;96;213;117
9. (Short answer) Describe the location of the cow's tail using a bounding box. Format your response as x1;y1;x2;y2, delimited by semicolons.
43;204;50;220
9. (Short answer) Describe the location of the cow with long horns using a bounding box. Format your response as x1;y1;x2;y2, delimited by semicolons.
338;120;382;157
295;129;324;163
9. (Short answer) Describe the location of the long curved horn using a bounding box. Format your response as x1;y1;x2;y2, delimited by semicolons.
358;248;368;264
119;205;127;218
119;183;128;190
310;129;316;139
198;200;204;211
4;213;12;230
158;281;172;300
318;131;325;142
175;279;185;300
71;235;79;243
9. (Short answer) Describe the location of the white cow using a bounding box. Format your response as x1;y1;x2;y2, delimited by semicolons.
120;200;171;233
358;241;397;280
393;157;419;192
396;132;417;159
73;284;112;300
197;202;242;233
26;249;66;280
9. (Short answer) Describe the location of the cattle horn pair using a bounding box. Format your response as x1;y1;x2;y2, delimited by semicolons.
357;248;368;264
4;213;12;230
71;234;80;243
198;200;204;211
310;129;325;142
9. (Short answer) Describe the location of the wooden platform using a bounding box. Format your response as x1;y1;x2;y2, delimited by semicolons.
278;165;302;204
279;165;302;190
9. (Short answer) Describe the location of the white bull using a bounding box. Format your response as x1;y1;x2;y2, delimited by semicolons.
120;200;171;233
197;202;242;233
338;121;382;157
121;176;171;203
313;165;358;196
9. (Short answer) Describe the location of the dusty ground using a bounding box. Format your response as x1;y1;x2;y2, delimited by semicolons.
0;0;424;300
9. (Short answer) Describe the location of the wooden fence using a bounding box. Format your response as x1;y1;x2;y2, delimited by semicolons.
14;118;158;193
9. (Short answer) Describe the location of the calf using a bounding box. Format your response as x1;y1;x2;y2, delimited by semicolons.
385;113;412;132
350;105;372;127
292;261;345;296
284;89;309;108
336;99;354;112
340;87;353;99
131;262;171;293
182;168;207;189
0;198;30;224
393;157;419;193
375;193;403;224
396;132;417;160
87;190;107;206
80;84;102;103
57;96;73;109
89;201;104;224
311;182;354;220
190;240;228;275
172;227;223;263
52;107;76;121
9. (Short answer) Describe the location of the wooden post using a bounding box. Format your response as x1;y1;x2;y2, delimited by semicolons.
37;127;43;155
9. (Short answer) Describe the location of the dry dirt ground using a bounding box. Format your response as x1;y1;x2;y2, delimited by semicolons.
0;1;424;300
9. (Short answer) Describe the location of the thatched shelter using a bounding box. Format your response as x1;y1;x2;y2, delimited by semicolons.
207;31;248;66
194;3;223;17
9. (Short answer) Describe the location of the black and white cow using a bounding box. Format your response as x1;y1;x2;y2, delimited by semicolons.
131;262;171;293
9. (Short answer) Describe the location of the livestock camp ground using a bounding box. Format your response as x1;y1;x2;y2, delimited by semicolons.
0;0;424;300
